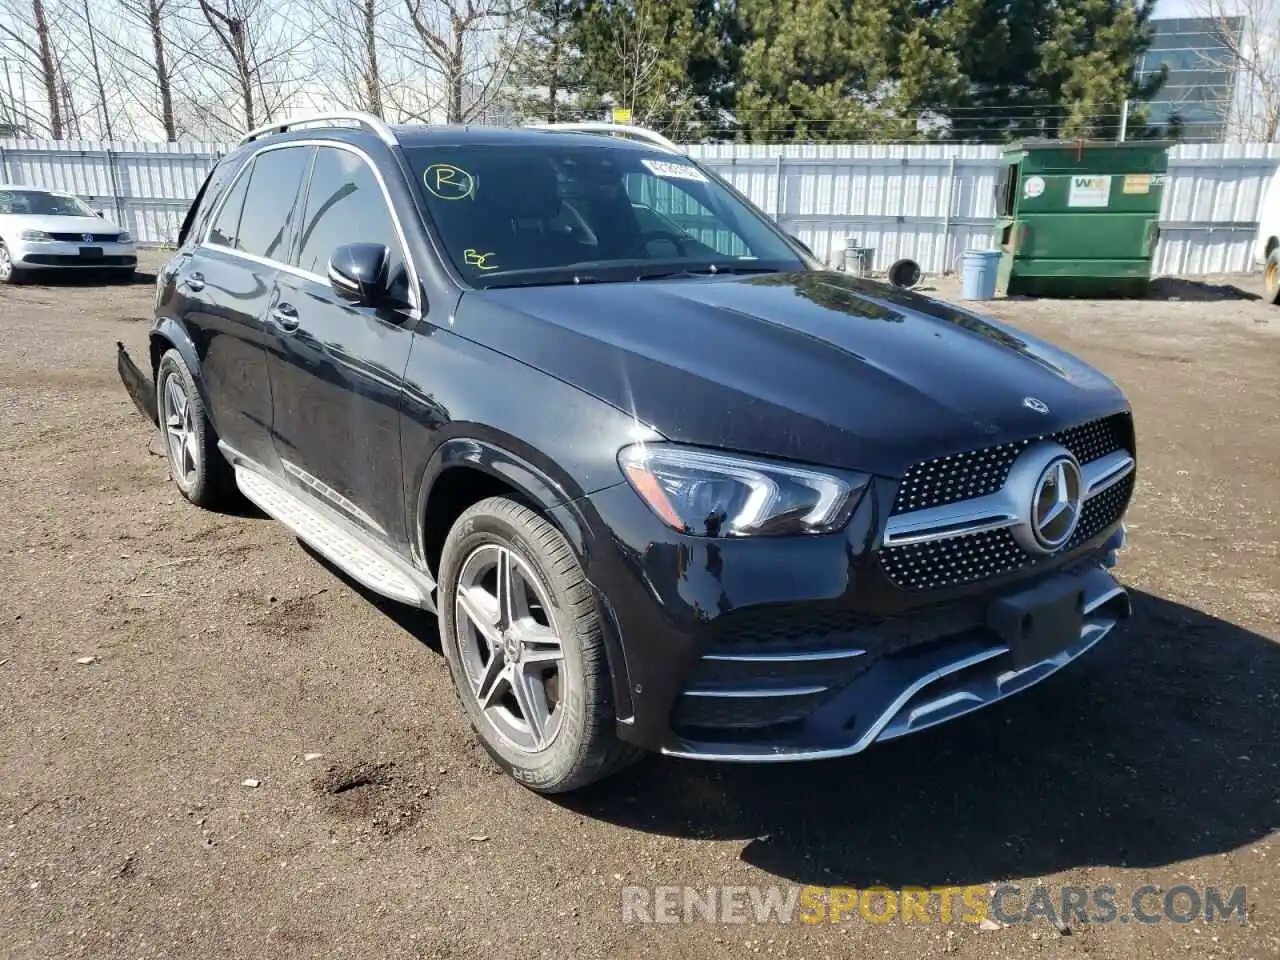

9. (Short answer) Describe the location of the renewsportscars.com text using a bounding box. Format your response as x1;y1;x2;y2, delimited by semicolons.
621;883;1249;927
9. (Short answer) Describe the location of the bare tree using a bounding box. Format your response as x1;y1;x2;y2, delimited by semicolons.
312;0;388;116
168;0;308;136
0;0;65;137
108;0;181;139
401;0;526;123
75;0;114;139
1193;0;1280;141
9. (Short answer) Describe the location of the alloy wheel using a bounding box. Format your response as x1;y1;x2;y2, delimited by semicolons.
0;246;12;282
162;372;200;487
453;543;566;754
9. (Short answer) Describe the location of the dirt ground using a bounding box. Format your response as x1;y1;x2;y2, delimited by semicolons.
1;253;1278;960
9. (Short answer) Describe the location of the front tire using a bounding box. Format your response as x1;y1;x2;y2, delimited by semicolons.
0;242;24;285
438;496;641;793
155;348;235;509
1265;249;1280;305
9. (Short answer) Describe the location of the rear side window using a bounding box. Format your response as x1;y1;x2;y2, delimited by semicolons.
208;167;251;248
235;146;311;263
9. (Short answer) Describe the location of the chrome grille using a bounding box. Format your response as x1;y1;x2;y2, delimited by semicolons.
880;471;1134;591
1067;471;1135;549
891;413;1132;516
881;528;1028;591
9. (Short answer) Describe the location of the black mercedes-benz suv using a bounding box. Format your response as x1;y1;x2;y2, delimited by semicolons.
118;113;1136;793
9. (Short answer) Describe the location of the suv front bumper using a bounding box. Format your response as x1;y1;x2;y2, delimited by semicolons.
573;478;1130;760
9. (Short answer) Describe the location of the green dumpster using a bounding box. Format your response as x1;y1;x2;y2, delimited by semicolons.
994;140;1169;298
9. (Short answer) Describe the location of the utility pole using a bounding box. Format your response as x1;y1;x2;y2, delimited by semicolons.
1118;99;1129;142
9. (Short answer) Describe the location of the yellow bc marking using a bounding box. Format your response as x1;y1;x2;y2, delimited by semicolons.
464;248;499;271
424;164;475;200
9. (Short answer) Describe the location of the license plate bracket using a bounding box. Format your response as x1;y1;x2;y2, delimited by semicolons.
986;576;1084;669
79;246;103;258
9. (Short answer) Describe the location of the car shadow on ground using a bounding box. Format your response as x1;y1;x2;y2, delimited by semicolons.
1145;277;1262;302
554;590;1279;888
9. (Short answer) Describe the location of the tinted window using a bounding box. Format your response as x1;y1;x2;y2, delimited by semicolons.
235;146;310;262
208;166;251;248
296;147;408;301
0;189;95;216
405;143;804;287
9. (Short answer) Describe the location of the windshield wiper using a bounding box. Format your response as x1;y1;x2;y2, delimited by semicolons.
634;264;781;281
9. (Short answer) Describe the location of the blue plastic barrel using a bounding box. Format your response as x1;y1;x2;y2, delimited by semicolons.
960;249;1002;300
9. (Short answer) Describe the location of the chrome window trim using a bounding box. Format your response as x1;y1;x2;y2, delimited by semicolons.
200;138;423;318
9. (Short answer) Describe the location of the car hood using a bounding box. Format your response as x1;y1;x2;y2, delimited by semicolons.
6;214;120;235
462;271;1130;477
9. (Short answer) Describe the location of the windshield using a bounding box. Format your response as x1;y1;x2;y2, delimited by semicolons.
406;143;806;287
0;189;97;218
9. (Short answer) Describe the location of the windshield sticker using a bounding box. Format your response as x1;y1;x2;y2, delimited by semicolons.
463;248;499;271
640;158;709;183
424;164;476;200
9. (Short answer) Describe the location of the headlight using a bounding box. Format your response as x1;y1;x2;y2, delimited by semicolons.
117;230;133;243
21;229;53;242
618;443;869;537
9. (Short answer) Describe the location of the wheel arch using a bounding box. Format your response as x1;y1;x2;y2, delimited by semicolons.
415;438;635;722
149;317;219;434
414;437;593;579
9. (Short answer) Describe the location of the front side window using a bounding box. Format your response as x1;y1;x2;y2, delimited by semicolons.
295;146;409;302
0;189;96;217
235;146;311;262
405;143;805;287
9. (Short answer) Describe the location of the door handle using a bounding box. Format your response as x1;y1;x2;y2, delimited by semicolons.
271;302;300;332
181;272;205;292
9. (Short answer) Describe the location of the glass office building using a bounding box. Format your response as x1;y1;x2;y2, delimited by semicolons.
1137;17;1244;140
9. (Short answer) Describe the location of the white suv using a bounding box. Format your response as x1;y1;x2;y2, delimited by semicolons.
0;185;137;284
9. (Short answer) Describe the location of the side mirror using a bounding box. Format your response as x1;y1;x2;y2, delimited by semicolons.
328;243;390;306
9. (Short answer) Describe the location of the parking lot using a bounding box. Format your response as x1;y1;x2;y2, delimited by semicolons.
1;252;1277;960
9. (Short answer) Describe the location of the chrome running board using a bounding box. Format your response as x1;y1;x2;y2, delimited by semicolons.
226;453;435;609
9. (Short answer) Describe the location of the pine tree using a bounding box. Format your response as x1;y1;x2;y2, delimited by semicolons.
505;0;583;122
937;0;1164;140
730;0;975;142
571;0;727;136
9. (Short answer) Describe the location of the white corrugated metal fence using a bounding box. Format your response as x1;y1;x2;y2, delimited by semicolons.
2;138;1277;276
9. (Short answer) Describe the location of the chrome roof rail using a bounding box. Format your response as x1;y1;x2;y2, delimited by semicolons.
237;111;398;148
530;122;682;155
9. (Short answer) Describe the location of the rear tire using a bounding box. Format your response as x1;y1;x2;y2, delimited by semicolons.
1265;249;1280;305
155;348;236;509
438;496;642;793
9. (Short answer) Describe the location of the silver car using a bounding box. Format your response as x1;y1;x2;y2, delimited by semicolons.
0;185;137;284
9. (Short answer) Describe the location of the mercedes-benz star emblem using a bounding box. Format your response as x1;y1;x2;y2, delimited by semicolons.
1023;396;1050;414
1029;456;1083;551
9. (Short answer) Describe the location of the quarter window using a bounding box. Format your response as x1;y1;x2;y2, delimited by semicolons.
208;166;251;248
235;146;311;262
296;146;408;301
